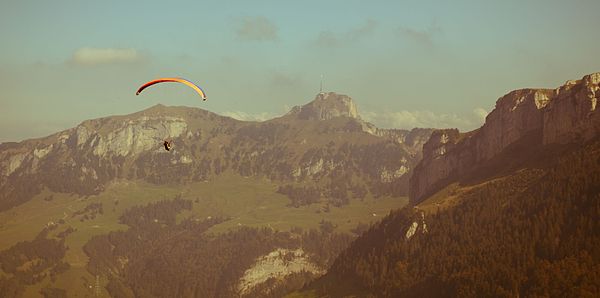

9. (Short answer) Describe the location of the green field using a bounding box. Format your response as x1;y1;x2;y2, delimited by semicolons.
0;173;407;296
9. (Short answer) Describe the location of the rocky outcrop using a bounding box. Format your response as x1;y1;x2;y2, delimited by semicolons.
405;212;428;241
380;165;409;183
82;116;187;156
237;248;324;296
284;92;433;153
543;73;600;144
286;92;359;120
409;129;472;203
410;72;600;204
361;123;433;155
476;89;552;162
292;158;337;178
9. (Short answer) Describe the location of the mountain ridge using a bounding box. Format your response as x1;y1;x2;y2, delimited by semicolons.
410;72;600;204
0;93;433;211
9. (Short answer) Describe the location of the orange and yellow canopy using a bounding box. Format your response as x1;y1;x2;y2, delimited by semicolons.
136;77;206;100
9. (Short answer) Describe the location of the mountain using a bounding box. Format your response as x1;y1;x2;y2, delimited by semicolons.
0;93;432;212
285;92;359;120
410;72;600;204
0;93;433;297
298;72;600;297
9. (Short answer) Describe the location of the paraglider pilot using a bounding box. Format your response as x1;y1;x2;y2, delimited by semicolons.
163;140;173;151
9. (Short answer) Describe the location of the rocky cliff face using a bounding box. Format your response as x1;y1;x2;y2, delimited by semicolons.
0;95;433;211
0;105;229;211
476;88;552;162
286;92;359;120
543;73;600;144
237;248;324;296
410;72;600;204
360;122;432;156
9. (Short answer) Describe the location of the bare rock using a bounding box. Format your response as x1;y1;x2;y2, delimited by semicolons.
410;72;600;204
287;92;359;120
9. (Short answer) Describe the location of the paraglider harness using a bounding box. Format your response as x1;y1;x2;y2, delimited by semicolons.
163;140;173;151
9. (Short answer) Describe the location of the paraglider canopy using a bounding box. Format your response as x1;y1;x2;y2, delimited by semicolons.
136;77;207;100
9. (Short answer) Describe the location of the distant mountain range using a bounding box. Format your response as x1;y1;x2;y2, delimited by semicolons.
0;92;433;212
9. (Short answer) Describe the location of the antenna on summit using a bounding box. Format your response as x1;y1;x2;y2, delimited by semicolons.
319;74;324;94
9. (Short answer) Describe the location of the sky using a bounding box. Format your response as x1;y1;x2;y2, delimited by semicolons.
1;0;600;142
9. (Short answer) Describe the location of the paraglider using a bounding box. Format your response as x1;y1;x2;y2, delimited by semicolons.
136;77;207;100
136;77;207;151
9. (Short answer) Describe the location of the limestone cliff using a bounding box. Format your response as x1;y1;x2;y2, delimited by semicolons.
410;72;600;204
543;73;600;144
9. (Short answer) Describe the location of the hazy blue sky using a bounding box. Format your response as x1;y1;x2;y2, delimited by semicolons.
1;0;599;142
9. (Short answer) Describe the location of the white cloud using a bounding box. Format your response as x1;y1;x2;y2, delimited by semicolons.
69;47;141;66
362;108;488;131
222;111;274;122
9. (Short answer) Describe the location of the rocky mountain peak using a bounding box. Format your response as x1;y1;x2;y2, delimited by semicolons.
561;72;600;91
286;92;359;120
494;89;554;112
586;72;600;85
